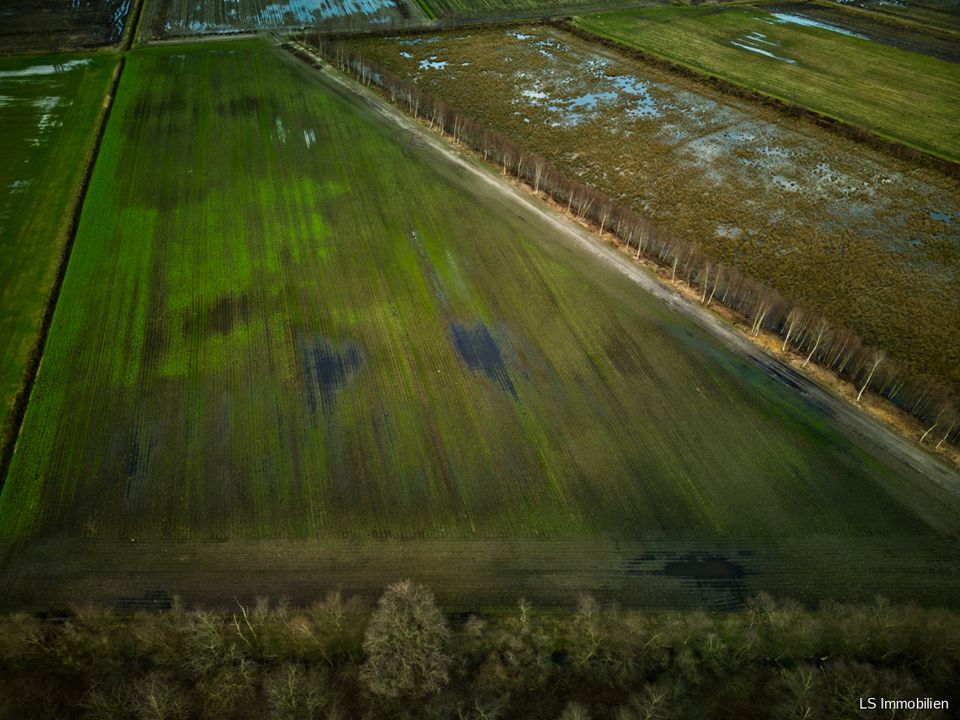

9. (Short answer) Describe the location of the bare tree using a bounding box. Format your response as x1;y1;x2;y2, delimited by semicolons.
857;352;884;403
802;320;828;368
936;421;955;450
920;409;943;444
781;307;804;352
360;580;451;699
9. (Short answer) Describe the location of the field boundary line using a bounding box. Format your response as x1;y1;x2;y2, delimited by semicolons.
283;39;960;494
556;19;960;175
0;58;128;493
124;0;148;50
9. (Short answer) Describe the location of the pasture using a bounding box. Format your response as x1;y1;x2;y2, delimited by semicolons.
574;4;960;162
1;39;959;608
352;27;960;397
0;52;118;465
139;0;424;39
0;0;132;53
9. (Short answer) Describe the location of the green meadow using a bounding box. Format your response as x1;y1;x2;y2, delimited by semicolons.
1;40;958;605
575;4;960;161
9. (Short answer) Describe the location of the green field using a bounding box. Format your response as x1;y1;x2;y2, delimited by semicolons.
1;39;959;606
575;4;960;161
0;53;117;453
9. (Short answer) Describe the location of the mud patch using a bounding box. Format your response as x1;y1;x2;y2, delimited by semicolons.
626;552;753;609
660;555;745;580
451;322;517;398
298;333;362;415
114;586;173;611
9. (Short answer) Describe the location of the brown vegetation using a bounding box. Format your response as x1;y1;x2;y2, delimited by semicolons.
0;587;957;719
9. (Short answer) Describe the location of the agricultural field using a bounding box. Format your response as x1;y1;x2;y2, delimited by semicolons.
0;52;118;461
574;4;960;160
1;39;959;609
139;0;425;40
0;0;132;53
352;27;960;397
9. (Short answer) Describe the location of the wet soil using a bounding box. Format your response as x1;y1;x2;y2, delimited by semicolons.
0;0;131;53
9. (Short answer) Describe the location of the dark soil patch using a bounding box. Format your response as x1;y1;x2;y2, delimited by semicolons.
182;293;251;337
298;333;362;416
660;555;745;580
451;321;517;398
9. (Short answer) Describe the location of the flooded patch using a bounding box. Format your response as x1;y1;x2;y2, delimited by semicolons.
298;333;362;416
418;56;448;70
512;35;662;126
451;321;517;398
730;39;797;63
715;224;742;240
0;59;92;78
771;11;868;38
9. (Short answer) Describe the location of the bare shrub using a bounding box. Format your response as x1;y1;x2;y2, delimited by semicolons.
360;580;451;699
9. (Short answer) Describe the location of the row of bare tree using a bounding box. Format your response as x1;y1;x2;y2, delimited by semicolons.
299;36;958;451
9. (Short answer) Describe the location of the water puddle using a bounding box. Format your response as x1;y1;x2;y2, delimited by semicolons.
298;333;362;416
730;39;797;64
418;56;447;70
771;11;868;38
0;59;92;78
744;30;777;46
451;321;517;398
715;224;742;240
519;71;660;126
